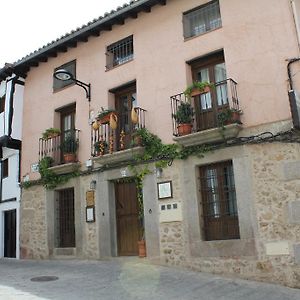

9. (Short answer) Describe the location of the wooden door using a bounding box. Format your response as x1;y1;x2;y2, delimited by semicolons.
4;209;16;258
57;189;75;248
115;181;141;256
115;87;137;150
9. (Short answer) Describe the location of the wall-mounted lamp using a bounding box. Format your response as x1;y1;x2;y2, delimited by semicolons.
53;69;91;102
90;180;97;190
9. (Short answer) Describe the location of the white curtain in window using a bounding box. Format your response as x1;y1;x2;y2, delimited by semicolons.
198;68;212;110
215;63;228;106
206;168;220;217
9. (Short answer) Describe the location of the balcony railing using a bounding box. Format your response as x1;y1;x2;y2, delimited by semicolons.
91;107;146;157
39;129;80;166
170;78;240;136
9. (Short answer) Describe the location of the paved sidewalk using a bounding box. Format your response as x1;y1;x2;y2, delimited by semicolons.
0;258;299;300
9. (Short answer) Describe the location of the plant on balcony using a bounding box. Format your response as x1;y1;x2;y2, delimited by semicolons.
173;101;194;136
183;81;214;98
94;140;108;156
42;128;61;140
60;134;79;163
97;107;117;124
131;127;146;147
217;108;242;128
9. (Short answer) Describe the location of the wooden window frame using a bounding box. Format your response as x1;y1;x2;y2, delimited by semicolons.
199;160;240;241
53;60;76;92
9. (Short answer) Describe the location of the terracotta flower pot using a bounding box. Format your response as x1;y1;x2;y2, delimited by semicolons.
138;240;146;258
231;111;241;123
190;86;211;97
63;153;76;163
177;123;193;136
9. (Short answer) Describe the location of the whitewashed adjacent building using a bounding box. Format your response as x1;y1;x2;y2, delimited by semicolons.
0;64;24;258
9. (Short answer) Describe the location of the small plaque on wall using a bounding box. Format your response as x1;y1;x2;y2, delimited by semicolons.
157;181;173;199
86;206;95;223
86;191;95;206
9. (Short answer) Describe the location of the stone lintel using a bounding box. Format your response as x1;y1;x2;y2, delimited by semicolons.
173;124;242;147
48;162;81;175
92;147;144;166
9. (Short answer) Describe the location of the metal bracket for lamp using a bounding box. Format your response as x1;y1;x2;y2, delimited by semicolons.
53;69;91;102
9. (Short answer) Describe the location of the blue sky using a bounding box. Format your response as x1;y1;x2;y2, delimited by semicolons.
0;0;127;67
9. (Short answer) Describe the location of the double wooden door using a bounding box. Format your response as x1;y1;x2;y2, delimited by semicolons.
192;53;228;131
115;87;137;150
115;181;141;256
4;209;16;258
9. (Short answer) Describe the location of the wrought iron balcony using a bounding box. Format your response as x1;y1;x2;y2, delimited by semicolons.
170;78;240;136
91;107;146;157
38;129;80;166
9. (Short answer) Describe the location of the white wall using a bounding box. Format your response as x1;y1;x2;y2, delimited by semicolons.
0;148;20;259
0;76;24;140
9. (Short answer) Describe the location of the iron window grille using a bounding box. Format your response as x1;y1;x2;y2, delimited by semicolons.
199;161;240;241
106;35;134;70
183;0;222;39
53;60;76;91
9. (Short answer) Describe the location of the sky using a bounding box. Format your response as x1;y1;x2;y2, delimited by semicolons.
0;0;128;67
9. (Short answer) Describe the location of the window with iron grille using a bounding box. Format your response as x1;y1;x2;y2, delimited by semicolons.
199;161;240;241
183;1;222;39
106;35;134;70
53;60;76;91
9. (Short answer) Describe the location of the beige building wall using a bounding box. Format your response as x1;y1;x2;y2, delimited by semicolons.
22;0;298;180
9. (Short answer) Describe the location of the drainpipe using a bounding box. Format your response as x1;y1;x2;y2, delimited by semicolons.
287;58;300;129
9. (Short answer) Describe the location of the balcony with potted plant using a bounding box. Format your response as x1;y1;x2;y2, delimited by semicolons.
171;79;242;147
38;128;80;175
91;106;146;166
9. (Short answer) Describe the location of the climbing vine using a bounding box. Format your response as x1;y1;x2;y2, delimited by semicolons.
23;156;80;190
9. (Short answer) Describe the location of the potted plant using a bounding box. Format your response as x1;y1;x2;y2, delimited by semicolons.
61;134;79;163
184;81;214;98
94;140;108;156
131;127;146;147
42;128;61;140
173;101;194;136
217;108;242;127
137;187;146;258
97;107;117;124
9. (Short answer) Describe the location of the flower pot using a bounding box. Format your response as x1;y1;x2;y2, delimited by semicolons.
133;135;142;147
190;86;210;97
63;153;76;163
138;240;146;258
231;111;241;123
177;123;193;136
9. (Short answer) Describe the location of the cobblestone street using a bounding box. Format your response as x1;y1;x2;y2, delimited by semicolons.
0;259;299;300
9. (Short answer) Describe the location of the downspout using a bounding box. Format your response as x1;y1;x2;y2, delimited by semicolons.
287;58;300;129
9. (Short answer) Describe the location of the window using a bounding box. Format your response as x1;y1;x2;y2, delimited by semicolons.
183;1;222;39
53;60;76;91
106;36;133;70
191;51;228;131
0;95;5;113
2;159;8;178
199;161;240;241
0;82;6;113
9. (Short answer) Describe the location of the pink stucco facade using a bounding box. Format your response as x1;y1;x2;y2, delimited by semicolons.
21;0;299;179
